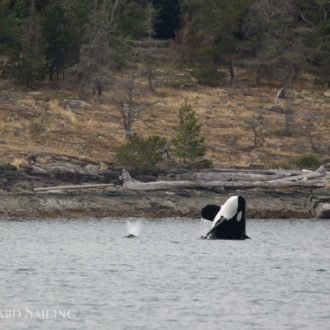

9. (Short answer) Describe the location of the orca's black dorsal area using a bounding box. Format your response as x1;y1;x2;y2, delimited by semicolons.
201;195;250;240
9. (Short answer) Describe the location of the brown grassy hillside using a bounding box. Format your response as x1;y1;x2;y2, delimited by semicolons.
0;71;329;169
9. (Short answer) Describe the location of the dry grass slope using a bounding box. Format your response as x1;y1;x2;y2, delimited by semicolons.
0;72;329;168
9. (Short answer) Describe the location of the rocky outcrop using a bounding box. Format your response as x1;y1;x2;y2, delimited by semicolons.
0;153;329;219
20;152;122;189
0;163;34;191
0;186;316;219
308;192;330;219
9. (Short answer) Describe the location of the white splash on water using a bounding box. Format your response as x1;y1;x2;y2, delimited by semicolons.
200;218;211;237
126;220;143;237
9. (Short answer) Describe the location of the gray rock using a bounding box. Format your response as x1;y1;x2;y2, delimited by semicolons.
308;193;330;219
60;99;90;111
314;203;330;219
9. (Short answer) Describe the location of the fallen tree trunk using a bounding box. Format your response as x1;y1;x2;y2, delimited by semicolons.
197;168;301;175
121;167;328;191
268;166;326;183
33;167;328;193
193;171;296;182
34;183;114;193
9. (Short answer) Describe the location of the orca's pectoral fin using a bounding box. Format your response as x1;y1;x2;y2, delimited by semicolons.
201;204;221;221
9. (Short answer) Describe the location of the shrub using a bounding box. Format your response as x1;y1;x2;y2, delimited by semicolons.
194;159;213;169
294;154;320;169
164;73;194;88
191;66;226;87
116;134;167;171
271;162;292;170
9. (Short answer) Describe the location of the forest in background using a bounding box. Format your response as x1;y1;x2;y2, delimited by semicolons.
0;0;329;89
0;0;329;170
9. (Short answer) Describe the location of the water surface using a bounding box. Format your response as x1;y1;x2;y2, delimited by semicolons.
0;218;330;329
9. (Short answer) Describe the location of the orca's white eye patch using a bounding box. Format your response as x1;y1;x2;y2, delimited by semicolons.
237;211;242;222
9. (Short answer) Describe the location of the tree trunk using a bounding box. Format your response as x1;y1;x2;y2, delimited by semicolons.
34;183;114;193
273;87;285;107
284;108;294;136
49;65;54;81
148;70;153;90
228;63;235;84
97;84;102;96
121;167;327;191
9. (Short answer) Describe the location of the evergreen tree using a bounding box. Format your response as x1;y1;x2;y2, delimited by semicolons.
67;0;150;95
67;0;125;95
245;0;307;86
136;2;167;90
153;0;180;39
42;0;88;81
0;1;20;56
10;0;46;87
298;0;330;86
116;133;166;170
179;0;251;81
172;99;207;164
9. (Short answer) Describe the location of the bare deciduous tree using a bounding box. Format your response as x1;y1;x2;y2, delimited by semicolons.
133;3;168;90
302;115;320;153
112;51;162;138
245;0;306;86
243;114;268;148
67;0;120;96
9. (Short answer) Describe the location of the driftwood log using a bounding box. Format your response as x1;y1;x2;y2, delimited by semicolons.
34;183;114;193
32;166;328;192
122;166;329;191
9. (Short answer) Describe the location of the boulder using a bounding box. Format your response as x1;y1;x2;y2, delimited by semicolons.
314;203;330;219
308;193;330;219
59;99;90;111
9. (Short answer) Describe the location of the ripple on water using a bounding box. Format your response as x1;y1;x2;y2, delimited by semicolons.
0;218;330;330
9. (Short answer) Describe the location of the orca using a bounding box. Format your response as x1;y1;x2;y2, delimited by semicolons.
201;195;250;240
124;220;142;238
201;204;221;221
124;234;137;238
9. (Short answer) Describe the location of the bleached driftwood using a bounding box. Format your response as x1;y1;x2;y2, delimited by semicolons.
34;183;114;193
121;167;327;191
193;171;298;182
121;170;199;190
33;167;327;193
268;166;326;183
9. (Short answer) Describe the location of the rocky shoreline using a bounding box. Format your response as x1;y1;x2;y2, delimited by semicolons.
0;153;330;219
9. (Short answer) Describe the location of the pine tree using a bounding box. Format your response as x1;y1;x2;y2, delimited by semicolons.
298;0;330;87
116;133;166;170
172;99;207;164
42;0;89;81
179;0;251;81
67;0;121;95
137;2;167;90
11;0;46;87
0;1;20;56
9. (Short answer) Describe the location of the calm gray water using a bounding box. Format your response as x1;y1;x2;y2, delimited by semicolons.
0;218;330;330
